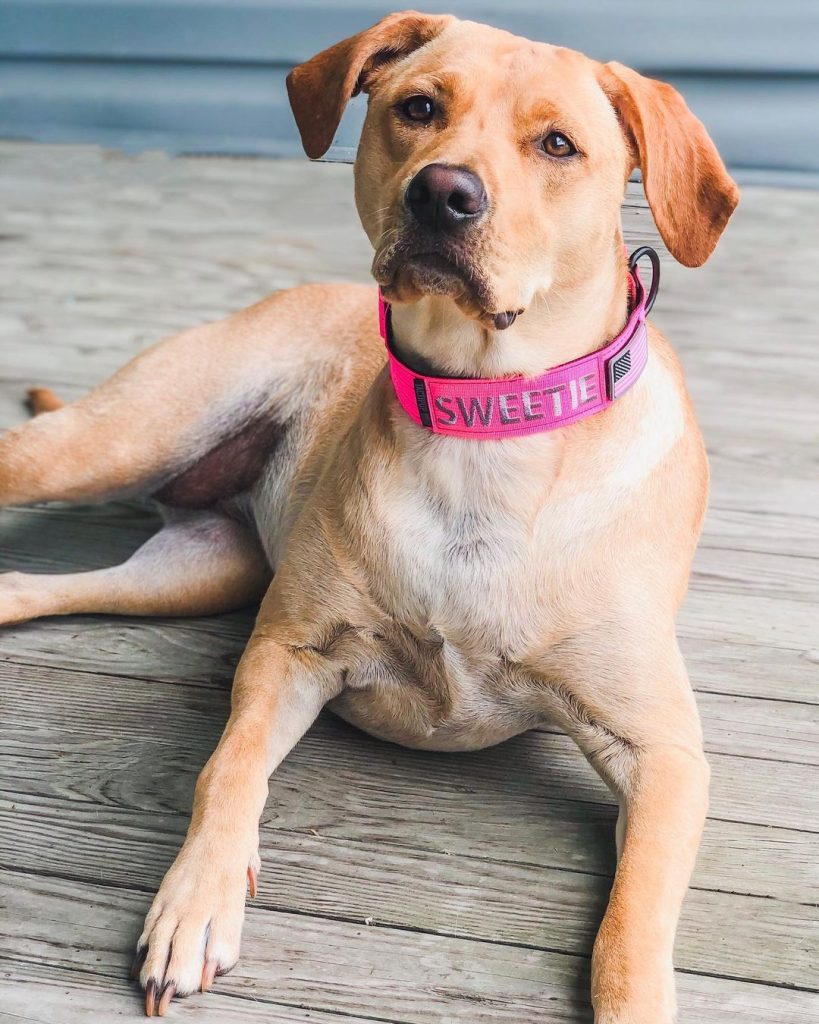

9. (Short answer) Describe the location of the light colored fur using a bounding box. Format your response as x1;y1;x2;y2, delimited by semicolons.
0;12;739;1021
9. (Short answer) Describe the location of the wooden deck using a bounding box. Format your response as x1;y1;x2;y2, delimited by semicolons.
0;141;817;1023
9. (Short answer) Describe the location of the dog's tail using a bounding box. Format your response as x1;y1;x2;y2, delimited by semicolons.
26;386;65;415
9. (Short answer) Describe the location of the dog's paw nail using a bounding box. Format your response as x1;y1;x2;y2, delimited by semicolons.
157;981;176;1017
201;958;218;992
144;978;157;1016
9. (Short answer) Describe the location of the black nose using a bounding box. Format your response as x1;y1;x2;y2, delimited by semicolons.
405;163;488;232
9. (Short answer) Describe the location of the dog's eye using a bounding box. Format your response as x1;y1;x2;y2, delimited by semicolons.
400;95;435;123
541;131;576;158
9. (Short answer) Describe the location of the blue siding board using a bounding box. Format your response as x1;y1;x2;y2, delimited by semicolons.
1;1;817;172
4;1;819;72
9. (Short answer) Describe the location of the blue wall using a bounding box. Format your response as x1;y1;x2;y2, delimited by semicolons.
1;1;817;175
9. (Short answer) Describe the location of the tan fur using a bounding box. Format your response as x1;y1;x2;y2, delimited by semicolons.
0;13;738;1021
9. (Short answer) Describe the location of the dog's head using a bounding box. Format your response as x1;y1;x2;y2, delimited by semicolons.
287;12;739;330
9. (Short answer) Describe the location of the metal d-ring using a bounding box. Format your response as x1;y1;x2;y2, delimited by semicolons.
628;246;661;314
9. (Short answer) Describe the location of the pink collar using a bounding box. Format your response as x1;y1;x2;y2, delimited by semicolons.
380;247;659;440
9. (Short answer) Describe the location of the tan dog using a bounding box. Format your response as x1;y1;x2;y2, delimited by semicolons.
0;11;738;1021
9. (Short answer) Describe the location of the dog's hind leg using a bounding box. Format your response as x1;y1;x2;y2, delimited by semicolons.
1;283;373;510
0;318;246;508
0;510;270;626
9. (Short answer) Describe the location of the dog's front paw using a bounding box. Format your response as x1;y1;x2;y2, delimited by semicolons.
134;837;260;1016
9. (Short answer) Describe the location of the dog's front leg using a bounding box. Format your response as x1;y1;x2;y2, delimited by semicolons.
538;641;708;1023
134;629;343;1016
590;739;708;1024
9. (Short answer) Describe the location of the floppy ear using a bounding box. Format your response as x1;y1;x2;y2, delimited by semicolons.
286;10;453;160
599;61;740;267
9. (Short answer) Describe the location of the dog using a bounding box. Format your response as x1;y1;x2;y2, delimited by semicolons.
0;11;739;1021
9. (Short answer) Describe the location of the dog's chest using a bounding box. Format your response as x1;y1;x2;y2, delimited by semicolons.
384;474;549;648
331;368;686;751
334;465;557;750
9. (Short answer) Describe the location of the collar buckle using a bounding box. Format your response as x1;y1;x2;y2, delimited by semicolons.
628;245;661;314
604;246;657;400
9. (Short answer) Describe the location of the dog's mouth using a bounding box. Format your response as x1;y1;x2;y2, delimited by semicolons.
376;244;485;302
374;242;523;330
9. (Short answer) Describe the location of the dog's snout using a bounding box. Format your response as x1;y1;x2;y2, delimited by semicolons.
405;164;488;232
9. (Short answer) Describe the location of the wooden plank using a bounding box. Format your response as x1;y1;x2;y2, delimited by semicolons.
0;870;601;1024
0;467;814;570
681;636;819;704
706;453;818;523
2;502;818;703
2;505;817;607
0;611;249;692
2;151;818;457
3;962;815;1024
699;506;819;561
0;971;374;1024
0;504;161;571
2;872;817;1023
0;470;813;570
679;589;818;654
691;546;818;607
0;966;379;1024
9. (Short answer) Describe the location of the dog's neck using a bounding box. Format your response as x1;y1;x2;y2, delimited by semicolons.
388;242;629;380
377;241;639;515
